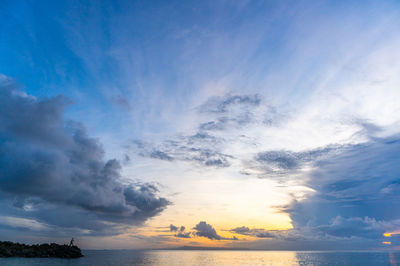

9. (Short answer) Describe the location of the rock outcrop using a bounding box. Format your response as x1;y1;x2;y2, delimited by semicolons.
0;241;83;258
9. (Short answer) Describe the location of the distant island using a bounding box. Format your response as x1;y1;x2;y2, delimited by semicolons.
0;241;83;258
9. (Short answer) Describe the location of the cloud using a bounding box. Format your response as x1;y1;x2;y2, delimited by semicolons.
170;224;186;233
130;90;400;246
0;77;170;235
238;145;345;180
132;135;233;168
198;115;252;131
170;224;179;232
175;232;192;238
150;150;174;161
110;94;131;110
232;216;400;242
130;93;284;169
286;135;400;224
130;88;400;247
257;146;342;171
194;221;237;240
197;94;282;131
170;222;238;240
226;133;400;247
198;94;261;114
230;226;280;239
193;221;222;240
265;134;400;246
170;224;192;238
230;226;250;234
315;216;398;240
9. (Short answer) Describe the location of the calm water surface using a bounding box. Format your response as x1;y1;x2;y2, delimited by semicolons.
1;250;400;265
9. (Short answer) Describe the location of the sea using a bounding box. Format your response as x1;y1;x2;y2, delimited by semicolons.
1;250;400;265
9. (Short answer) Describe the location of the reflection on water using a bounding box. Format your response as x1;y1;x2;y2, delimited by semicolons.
0;250;400;265
389;252;398;266
147;250;299;265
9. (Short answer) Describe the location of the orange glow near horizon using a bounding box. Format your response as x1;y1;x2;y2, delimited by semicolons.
383;241;392;245
117;221;289;248
384;230;400;238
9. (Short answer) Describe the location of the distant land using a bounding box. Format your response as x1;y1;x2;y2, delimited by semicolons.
0;241;83;258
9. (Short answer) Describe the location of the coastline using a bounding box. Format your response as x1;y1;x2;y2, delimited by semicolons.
0;241;83;258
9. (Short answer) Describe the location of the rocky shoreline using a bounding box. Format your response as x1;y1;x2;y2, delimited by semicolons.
0;241;83;258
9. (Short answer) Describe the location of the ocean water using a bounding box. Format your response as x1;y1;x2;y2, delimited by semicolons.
1;250;400;265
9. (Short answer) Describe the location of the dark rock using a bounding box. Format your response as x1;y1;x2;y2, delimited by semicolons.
0;241;83;258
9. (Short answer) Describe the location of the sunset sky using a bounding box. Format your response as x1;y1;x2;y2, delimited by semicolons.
2;0;400;250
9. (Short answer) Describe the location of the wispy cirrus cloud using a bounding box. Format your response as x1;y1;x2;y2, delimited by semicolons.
130;93;283;169
132;138;233;168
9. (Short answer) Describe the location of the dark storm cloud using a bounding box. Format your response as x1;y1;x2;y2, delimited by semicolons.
0;78;170;235
228;223;397;250
315;216;397;239
273;134;400;245
227;133;400;247
0;200;130;237
231;217;399;243
286;136;400;225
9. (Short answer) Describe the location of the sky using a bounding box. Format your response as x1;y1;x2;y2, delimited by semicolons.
1;0;400;250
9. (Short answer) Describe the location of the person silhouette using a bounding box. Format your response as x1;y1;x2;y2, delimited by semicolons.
69;238;74;247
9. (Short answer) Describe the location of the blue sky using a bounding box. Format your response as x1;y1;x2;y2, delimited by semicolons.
2;0;400;249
